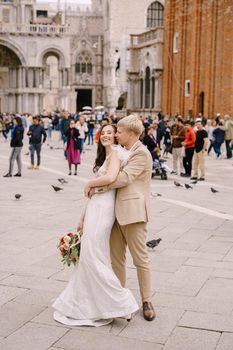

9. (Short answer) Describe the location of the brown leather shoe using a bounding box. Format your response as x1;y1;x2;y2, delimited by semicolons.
143;302;156;321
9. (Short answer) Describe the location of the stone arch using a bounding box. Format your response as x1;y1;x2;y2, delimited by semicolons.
38;47;67;67
0;39;27;66
117;92;127;110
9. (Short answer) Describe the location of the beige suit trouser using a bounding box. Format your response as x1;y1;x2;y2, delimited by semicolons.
193;151;205;178
110;220;151;303
172;147;183;174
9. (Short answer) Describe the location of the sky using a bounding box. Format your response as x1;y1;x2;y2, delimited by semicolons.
37;0;91;3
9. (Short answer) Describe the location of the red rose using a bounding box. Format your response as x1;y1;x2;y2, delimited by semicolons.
67;233;73;237
60;237;65;244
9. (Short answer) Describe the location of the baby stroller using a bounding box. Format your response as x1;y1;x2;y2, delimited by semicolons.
151;148;169;180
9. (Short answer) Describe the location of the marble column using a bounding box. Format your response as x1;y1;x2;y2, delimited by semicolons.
41;68;45;88
150;78;153;109
8;68;12;88
22;67;26;88
143;78;146;109
155;76;162;110
16;94;22;113
24;93;29;113
12;68;17;89
59;68;63;88
28;68;33;88
34;94;39;115
35;69;40;88
17;67;22;89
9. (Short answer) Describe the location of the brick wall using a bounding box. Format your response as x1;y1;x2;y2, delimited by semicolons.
162;0;233;118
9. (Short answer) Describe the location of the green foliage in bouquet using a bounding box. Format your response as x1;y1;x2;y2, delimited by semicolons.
58;231;82;266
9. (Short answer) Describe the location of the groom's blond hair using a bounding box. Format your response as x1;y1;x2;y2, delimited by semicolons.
117;115;144;136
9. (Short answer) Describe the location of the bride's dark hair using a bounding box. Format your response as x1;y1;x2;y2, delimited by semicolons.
93;124;118;173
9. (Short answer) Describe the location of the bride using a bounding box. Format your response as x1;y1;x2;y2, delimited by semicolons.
52;123;139;326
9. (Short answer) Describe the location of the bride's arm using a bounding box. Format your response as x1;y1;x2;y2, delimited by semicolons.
84;151;120;194
77;199;89;231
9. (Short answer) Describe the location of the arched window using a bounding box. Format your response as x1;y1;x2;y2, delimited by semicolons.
140;79;144;108
147;2;164;28
145;67;151;108
75;51;92;74
44;55;59;90
151;77;155;108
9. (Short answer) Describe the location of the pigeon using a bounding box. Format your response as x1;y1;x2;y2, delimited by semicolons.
211;187;219;193
58;178;68;185
15;194;22;200
146;238;162;249
191;180;198;184
174;181;183;187
185;184;193;189
151;192;162;197
51;185;63;192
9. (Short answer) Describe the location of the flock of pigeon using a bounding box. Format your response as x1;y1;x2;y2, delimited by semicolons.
173;180;219;193
14;177;68;200
14;177;219;250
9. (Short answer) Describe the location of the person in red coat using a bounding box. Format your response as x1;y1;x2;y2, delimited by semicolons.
65;120;81;175
181;121;196;177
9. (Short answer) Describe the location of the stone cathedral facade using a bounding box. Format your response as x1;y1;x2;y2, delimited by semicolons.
0;0;164;115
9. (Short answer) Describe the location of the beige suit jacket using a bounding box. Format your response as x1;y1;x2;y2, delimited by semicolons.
97;141;152;226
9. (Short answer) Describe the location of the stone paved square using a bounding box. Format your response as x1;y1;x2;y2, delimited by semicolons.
0;134;233;350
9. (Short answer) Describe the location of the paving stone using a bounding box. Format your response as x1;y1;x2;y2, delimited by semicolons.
50;268;73;282
0;272;11;281
198;239;233;255
172;230;212;251
0;301;45;337
215;333;233;350
119;307;184;344
153;293;233;315
149;255;187;273
179;311;233;332
185;258;233;270
0;285;28;306
157;266;213;296
55;328;162;350
0;322;68;350
13;290;57;307
223;247;233;262
0;275;67;292
163;326;220;350
211;269;233;279
197;278;233;302
161;248;224;261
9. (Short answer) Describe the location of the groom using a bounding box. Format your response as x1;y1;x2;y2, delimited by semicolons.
90;115;155;321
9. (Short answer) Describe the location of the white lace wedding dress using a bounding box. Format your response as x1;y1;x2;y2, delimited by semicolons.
52;145;139;327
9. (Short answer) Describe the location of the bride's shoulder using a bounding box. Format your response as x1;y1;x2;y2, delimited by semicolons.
110;144;130;163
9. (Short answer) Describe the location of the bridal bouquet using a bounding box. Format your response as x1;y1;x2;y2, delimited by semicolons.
57;231;82;266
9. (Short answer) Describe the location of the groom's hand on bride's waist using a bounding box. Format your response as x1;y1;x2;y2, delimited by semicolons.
87;187;107;198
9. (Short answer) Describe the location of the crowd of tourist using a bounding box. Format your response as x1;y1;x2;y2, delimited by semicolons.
1;110;233;179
